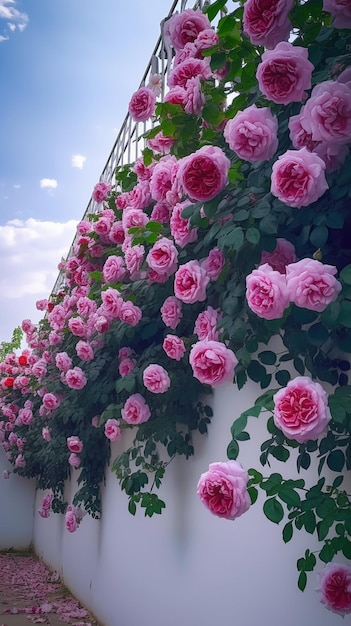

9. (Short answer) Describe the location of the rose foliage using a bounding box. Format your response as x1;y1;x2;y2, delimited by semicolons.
1;0;351;614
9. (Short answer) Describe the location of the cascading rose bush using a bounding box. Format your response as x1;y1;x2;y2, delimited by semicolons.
224;105;278;163
271;147;328;208
189;340;238;387
197;461;251;520
256;42;314;105
143;364;171;394
317;563;351;616
273;376;331;443
122;394;151;425
177;145;231;202
164;8;211;51
128;86;156;122
243;0;294;49
246;263;290;320
286;258;342;312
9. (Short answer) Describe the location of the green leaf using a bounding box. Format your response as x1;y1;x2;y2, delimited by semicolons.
309;225;328;247
340;264;351;285
205;0;227;21
319;542;336;564
260;214;278;235
327;449;345;472
231;413;248;437
279;485;300;507
247;360;267;383
246;227;260;245
227;439;239;460
271;446;290;462
338;301;351;328
128;499;137;515
298;570;307;592
263;498;284;524
342;540;351;559
258;350;276;365
283;522;293;543
210;51;227;71
275;370;291;386
307;323;329;346
248;486;258;504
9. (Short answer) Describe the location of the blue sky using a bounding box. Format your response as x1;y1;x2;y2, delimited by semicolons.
0;0;170;344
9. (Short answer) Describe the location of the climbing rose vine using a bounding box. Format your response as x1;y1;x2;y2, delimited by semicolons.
1;0;351;616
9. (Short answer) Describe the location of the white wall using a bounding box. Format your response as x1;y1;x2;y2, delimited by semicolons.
33;378;350;626
0;449;35;549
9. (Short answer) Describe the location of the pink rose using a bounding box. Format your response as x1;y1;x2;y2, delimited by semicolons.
317;563;351;616
92;182;111;204
42;427;51;442
257;42;314;105
119;357;136;377
42;393;60;411
121;394;151;424
194;306;222;341
178;145;230;202
323;0;351;28
67;436;83;454
19;408;33;425
2;470;10;479
119;301;142;326
109;221;125;245
174;260;210;304
102;256;126;284
271;147;328;208
76;341;94;361
288;109;319;151
150;203;172;224
146;237;178;277
124;244;145;275
15;454;26;468
299;81;351;144
195;28;219;52
122;208;149;233
197;460;251;520
143;364;171;394
286;258;342;312
65;367;87;390
104;418;122;441
246;264;290;320
101;288;123;319
314;142;349;173
68;316;87;338
260;238;297;274
183;76;205;116
160;296;183;329
273;376;331;443
170;202;198;248
189;340;238;387
68;453;81;468
243;0;294;48
55;352;72;372
128;86;156;122
147;132;175;155
65;510;78;533
201;247;225;280
163;335;186;361
150;156;177;203
224;105;278;162
164;9;211;51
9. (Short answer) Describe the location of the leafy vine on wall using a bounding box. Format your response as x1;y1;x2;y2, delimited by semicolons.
1;0;351;616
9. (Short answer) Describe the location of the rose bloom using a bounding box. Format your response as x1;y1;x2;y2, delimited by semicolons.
121;393;151;424
194;306;222;341
92;182;111;204
76;341;94;361
257;42;314;105
174;260;210;304
42;427;51;442
243;0;294;48
160;296;183;329
271;147;328;208
42;393;60;411
119;357;136;377
122;207;149;233
323;0;351;28
260;238;297;274
124;244;145;276
165;8;211;51
104;418;122;441
147;132;175;155
109;221;125;245
286;258;342;312
128;86;156;122
143;364;171;394
67;435;83;454
15;454;26;468
246;263;290;320
224;105;278;162
163;334;186;361
202;247;225;281
273;376;331;443
197;460;251;520
150;155;177;203
299;80;351;145
195;28;219;52
68;453;81;469
189;340;238;387
170;202;198;249
288;109;319;151
119;301;142;327
68;316;87;338
65;510;78;533
151;202;172;224
101;288;123;319
55;352;72;372
317;563;351;616
178;145;230;202
146;237;178;278
314;141;349;174
65;367;87;390
183;76;205;116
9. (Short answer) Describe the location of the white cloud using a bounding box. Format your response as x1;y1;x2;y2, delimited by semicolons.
0;218;78;343
40;178;58;190
13;184;20;189
72;154;86;170
0;1;28;40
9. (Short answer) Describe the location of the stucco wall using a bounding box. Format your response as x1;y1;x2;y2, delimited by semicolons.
33;379;350;626
0;449;35;549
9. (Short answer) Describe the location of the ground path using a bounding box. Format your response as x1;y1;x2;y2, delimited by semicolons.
0;552;102;626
